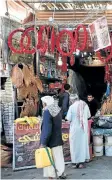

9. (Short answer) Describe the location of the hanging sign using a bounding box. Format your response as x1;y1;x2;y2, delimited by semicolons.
88;16;111;52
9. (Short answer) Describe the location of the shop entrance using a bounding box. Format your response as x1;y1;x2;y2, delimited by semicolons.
79;66;107;103
68;56;107;103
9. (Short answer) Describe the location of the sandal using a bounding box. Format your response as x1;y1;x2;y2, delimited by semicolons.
78;163;85;169
59;173;67;179
72;164;78;169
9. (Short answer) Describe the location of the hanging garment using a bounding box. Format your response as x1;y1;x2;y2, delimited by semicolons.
11;64;23;88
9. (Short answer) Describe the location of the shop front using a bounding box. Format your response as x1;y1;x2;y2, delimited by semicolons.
1;0;112;170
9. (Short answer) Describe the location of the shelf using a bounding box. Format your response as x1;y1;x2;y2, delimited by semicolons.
81;64;105;67
17;100;24;103
40;55;56;62
40;92;57;96
40;76;61;82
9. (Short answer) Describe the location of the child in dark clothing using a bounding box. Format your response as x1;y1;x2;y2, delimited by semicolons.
58;84;71;119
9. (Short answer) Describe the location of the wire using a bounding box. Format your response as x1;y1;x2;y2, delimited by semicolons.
53;0;57;21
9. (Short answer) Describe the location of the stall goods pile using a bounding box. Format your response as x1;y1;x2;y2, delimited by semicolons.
0;145;12;167
20;98;37;117
96;116;112;129
101;93;112;115
11;63;43;94
14;116;40;127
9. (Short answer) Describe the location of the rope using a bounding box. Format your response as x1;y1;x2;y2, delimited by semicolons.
45;147;59;179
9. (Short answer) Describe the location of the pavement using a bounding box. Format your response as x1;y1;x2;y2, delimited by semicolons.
1;157;112;179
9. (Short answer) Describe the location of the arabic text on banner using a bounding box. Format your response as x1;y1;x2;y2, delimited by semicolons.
88;16;111;52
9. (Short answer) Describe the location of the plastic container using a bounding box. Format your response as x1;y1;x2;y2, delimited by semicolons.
105;136;112;156
105;136;112;144
105;145;112;156
93;135;103;146
93;145;103;157
35;147;53;168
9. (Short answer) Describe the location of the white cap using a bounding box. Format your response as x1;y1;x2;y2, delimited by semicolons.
70;94;79;100
41;96;54;106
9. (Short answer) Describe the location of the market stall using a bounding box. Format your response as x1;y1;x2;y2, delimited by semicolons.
1;0;112;169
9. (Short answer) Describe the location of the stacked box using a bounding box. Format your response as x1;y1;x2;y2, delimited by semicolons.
2;102;14;143
1;78;15;144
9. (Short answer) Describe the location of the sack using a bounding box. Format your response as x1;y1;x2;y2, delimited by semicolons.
35;147;53;168
97;116;112;129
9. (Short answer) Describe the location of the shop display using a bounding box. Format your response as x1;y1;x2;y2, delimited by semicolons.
39;55;67;96
8;25;88;56
11;63;43;117
81;54;105;67
105;63;112;83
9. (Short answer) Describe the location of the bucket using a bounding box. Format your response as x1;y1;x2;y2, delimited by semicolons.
93;135;103;146
105;136;112;144
105;145;112;156
93;145;103;157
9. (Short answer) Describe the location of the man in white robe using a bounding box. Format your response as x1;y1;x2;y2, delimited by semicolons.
66;94;91;168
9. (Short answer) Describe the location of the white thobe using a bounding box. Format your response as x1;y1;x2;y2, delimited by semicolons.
66;100;90;163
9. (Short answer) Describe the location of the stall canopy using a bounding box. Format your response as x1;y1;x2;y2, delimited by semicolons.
21;0;112;27
3;1;112;27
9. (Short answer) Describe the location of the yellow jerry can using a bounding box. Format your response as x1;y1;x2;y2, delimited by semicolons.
35;147;53;168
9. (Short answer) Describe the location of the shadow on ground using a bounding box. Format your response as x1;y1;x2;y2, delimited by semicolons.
1;157;112;179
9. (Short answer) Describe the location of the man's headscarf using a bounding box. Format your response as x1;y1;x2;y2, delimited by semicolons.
41;96;54;106
70;94;79;101
69;94;87;131
41;96;61;117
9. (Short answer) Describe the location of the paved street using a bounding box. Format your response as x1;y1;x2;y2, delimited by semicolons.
1;157;112;179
